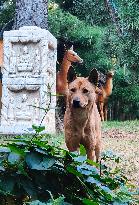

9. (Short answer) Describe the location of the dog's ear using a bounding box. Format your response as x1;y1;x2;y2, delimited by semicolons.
70;45;73;51
88;68;98;86
64;44;67;51
67;66;76;83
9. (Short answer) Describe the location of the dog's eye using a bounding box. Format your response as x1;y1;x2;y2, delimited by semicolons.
83;89;89;93
70;88;76;92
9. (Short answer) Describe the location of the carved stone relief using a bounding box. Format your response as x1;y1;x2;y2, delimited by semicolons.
18;46;33;72
0;26;57;134
9;43;41;77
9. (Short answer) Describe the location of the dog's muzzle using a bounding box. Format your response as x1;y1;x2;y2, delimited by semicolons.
72;98;81;108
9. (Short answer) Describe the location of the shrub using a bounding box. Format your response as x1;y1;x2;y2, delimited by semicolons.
0;128;138;205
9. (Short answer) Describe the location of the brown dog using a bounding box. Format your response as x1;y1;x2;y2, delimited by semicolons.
64;68;101;161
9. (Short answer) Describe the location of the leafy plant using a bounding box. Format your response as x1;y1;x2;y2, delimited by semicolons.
0;131;138;205
26;196;71;205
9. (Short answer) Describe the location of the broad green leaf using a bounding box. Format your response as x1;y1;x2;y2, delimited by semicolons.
32;140;49;149
26;152;55;170
40;157;55;170
0;147;10;153
86;177;101;185
66;165;82;177
17;163;28;177
29;200;46;205
86;159;99;167
100;185;112;194
35;148;48;155
14;142;28;146
77;166;92;176
82;198;99;205
0;166;5;171
26;152;43;169
8;152;21;164
0;177;15;192
8;144;25;156
0;156;4;163
69;151;79;157
74;156;87;163
77;164;99;175
80;145;86;156
21;178;37;197
113;203;128;205
32;125;45;133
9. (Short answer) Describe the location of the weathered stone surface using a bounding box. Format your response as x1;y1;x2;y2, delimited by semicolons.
0;26;57;134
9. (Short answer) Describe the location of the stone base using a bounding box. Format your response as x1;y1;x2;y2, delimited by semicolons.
0;123;56;135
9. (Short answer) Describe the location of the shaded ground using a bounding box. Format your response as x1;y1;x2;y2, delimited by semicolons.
102;121;139;186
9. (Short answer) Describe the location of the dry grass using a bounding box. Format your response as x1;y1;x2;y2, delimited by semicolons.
102;120;139;186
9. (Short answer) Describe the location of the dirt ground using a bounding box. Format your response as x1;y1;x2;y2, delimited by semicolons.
102;121;139;186
58;121;139;187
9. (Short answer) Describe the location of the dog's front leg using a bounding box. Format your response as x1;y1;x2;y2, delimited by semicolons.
95;141;101;162
65;134;80;153
83;132;96;161
86;149;95;161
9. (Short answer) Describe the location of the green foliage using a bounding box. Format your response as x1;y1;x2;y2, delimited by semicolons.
0;0;15;29
32;125;45;134
0;0;139;119
113;0;139;69
60;0;111;27
0;133;138;205
48;5;112;72
27;197;71;205
118;0;139;30
102;120;139;132
48;0;139;120
48;7;103;46
108;68;139;119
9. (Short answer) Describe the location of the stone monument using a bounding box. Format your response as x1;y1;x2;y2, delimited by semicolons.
0;26;57;134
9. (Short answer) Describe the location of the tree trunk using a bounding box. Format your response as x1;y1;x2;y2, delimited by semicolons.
13;0;48;29
105;0;122;36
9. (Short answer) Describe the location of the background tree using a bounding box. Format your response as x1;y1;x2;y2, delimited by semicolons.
0;0;48;31
48;0;139;120
0;0;139;120
13;0;48;29
0;0;15;32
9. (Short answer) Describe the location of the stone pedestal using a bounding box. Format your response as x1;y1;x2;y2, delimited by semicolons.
0;26;57;134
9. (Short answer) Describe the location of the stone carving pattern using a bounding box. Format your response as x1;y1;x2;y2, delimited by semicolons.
9;43;41;77
0;27;57;134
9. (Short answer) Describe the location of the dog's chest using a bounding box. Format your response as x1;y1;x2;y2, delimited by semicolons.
73;116;94;137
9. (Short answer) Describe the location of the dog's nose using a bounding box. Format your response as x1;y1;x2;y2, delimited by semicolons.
73;99;81;108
